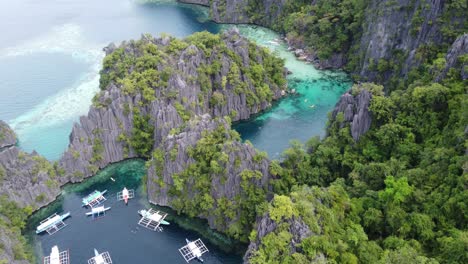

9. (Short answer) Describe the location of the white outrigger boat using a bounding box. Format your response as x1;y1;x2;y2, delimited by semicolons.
88;249;112;264
137;208;169;231
179;238;209;263
117;187;134;205
43;245;69;264
36;212;71;235
82;190;107;207
86;205;111;218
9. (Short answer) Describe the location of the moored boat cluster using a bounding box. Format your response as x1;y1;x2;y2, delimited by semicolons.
37;187;209;263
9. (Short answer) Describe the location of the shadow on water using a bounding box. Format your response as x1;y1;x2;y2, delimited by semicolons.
25;159;243;263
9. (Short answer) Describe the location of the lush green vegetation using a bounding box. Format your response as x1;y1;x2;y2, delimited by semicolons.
153;118;268;242
243;0;366;60
249;51;467;262
0;196;34;263
130;110;154;158
97;31;285;157
241;0;467;88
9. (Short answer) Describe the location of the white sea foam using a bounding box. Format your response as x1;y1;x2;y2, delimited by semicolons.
4;24;104;136
0;24;102;63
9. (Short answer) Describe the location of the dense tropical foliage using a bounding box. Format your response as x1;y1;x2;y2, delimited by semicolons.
248;54;467;263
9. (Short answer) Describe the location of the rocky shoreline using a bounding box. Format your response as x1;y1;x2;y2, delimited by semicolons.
0;29;288;263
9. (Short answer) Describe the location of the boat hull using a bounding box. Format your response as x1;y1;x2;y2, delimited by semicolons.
138;210;170;225
82;190;107;206
36;212;71;234
86;207;111;216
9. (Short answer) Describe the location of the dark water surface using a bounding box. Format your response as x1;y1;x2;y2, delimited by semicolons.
26;160;242;263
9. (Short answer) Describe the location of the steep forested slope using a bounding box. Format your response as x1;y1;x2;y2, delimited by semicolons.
244;34;467;264
181;0;467;87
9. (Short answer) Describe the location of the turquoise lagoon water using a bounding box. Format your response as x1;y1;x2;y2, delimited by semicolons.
232;26;351;159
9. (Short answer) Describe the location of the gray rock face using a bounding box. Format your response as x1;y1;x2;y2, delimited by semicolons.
180;0;287;25
184;0;466;81
147;114;271;232
0;30;286;262
0;120;16;149
244;214;324;263
0;226;29;264
331;88;372;141
59;29;285;183
57;30;284;234
435;33;468;81
0;121;62;263
59;84;142;182
357;0;444;80
0;146;61;209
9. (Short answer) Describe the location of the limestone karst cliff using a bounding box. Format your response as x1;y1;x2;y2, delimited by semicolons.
330;84;375;141
59;28;286;182
56;28;286;239
435;33;468;81
180;0;467;85
0;122;63;263
0;121;16;149
147;114;271;238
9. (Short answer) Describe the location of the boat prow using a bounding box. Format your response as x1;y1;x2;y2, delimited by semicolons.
86;206;111;216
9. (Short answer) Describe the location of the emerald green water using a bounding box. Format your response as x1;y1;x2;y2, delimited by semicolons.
232;26;352;158
26;159;242;263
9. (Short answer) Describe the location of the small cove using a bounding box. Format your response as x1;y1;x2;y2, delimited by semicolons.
232;26;352;159
25;159;242;263
3;1;354;263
